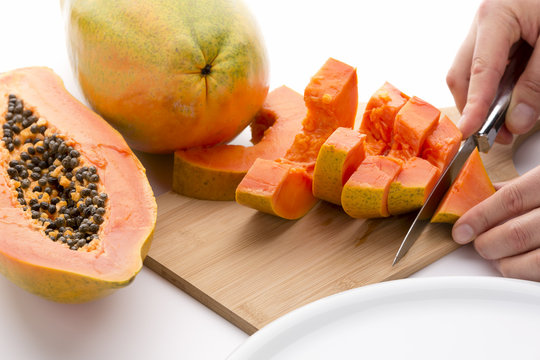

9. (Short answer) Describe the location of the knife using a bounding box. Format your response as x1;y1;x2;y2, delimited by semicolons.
393;40;533;266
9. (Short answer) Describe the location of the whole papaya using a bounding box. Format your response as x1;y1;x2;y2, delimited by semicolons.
61;0;269;153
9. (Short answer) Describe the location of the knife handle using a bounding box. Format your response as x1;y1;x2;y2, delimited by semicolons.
474;40;533;152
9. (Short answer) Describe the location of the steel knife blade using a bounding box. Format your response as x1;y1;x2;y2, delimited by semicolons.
393;40;533;266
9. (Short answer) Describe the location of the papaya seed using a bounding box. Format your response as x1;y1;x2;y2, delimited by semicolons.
2;95;109;251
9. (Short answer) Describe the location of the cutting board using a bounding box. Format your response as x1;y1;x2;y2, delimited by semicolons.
144;106;526;335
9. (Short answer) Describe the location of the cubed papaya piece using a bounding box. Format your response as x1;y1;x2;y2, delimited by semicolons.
359;82;409;155
421;114;463;172
312;127;366;205
389;96;441;160
341;156;402;218
387;157;441;215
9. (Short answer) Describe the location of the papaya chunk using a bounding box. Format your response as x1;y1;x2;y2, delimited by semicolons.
421;114;463;171
235;158;317;220
359;82;409;155
173;86;306;200
341;156;402;218
236;58;358;219
388;96;441;161
431;148;495;223
312;127;366;205
387;157;440;215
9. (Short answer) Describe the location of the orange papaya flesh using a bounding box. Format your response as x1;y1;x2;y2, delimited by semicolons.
388;96;441;161
236;58;358;219
421;114;463;171
173;86;306;200
312;127;366;205
341;156;402;218
359;82;410;155
431;148;495;224
0;67;156;302
387;157;440;215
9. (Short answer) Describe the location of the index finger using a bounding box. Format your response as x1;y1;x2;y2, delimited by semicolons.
458;2;520;138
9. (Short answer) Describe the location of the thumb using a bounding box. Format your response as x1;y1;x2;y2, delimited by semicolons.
506;45;540;134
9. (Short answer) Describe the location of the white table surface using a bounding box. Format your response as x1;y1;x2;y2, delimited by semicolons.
1;1;538;359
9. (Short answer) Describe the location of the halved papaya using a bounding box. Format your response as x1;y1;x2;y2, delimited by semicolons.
172;86;306;200
0;67;156;302
431;147;495;223
236;58;358;219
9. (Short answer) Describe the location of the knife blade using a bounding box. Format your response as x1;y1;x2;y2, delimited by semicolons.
393;40;533;266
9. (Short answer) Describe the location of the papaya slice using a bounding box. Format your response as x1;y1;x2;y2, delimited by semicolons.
388;96;441;161
173;86;306;200
312;127;366;205
0;67;156;303
387;157;440;215
341;156;402;218
236;58;358;219
431;148;495;223
359;82;409;155
421;114;463;171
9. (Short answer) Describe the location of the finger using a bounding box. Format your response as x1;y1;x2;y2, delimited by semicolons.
452;165;540;244
447;18;477;113
473;207;540;260
506;42;540;134
493;248;540;281
458;1;520;138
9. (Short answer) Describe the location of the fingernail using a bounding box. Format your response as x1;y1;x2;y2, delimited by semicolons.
452;224;475;244
508;103;536;133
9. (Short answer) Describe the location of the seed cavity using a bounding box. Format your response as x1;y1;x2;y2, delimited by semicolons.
2;94;108;251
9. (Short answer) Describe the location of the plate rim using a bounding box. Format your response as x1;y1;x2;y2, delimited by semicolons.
227;275;540;359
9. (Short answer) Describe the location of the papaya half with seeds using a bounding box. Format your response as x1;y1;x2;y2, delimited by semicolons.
0;67;156;302
62;0;269;153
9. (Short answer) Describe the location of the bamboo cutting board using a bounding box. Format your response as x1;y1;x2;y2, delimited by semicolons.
144;106;526;335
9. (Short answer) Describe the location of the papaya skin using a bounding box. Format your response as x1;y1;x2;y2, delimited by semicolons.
0;67;156;303
173;86;306;200
62;0;269;153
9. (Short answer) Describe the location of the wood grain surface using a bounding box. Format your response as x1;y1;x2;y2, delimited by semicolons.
144;106;526;335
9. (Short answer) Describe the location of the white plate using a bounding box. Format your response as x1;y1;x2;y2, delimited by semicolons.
227;276;540;359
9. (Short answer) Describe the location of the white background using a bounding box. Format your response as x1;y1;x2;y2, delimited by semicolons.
1;1;539;359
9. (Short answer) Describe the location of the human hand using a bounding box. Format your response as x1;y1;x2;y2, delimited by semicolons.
452;166;540;281
446;0;540;143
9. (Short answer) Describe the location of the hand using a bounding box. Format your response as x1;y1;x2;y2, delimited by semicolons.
446;0;540;143
452;166;540;281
